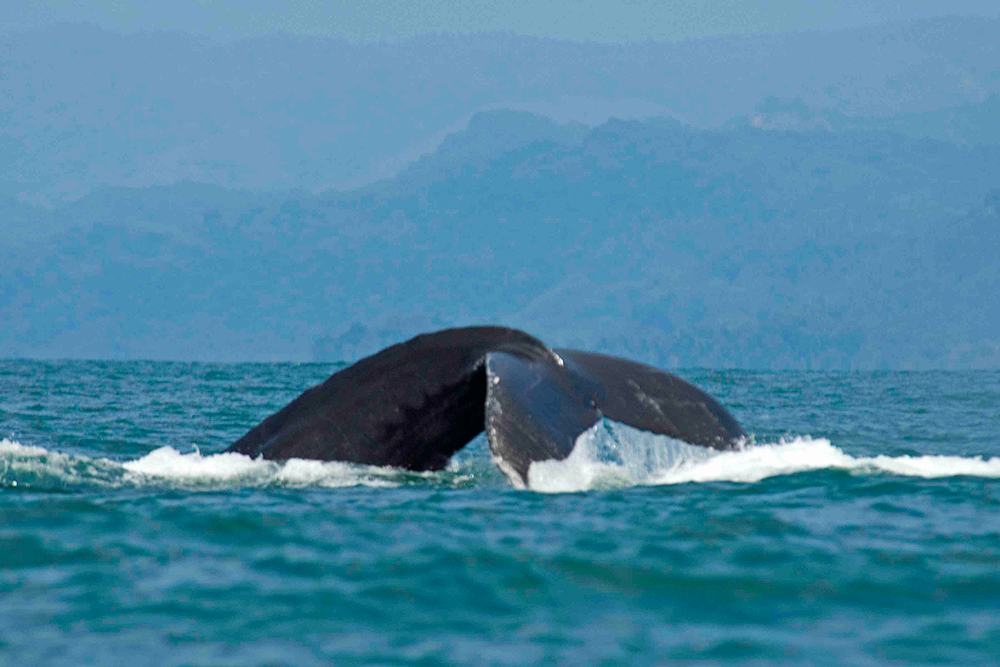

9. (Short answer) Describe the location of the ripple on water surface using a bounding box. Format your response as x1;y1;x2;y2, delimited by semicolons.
3;364;1000;664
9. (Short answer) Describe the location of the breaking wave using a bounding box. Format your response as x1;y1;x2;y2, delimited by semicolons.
3;425;1000;495
0;438;471;491
527;420;1000;492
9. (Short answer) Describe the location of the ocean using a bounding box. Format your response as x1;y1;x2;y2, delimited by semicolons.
2;359;999;665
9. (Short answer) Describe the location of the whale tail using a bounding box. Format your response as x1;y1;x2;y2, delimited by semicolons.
225;326;745;486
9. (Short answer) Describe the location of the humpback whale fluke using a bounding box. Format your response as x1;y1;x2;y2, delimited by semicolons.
225;326;744;486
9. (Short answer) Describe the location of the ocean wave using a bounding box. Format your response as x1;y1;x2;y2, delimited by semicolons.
122;446;423;488
526;421;1000;493
0;438;467;491
3;431;999;494
0;437;125;489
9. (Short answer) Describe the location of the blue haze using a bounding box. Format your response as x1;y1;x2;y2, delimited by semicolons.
6;0;1000;41
2;18;1000;367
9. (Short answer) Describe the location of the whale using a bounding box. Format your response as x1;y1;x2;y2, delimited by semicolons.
225;326;745;486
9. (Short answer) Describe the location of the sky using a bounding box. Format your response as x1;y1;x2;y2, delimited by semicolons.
5;0;1000;42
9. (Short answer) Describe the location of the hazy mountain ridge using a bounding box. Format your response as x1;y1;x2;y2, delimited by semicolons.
5;108;998;368
733;95;1000;146
3;17;999;207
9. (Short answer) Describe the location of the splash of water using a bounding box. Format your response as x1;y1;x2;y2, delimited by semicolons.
4;429;1000;494
0;438;463;491
526;420;1000;493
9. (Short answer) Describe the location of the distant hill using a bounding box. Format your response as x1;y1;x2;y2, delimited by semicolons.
731;95;1000;146
4;109;999;368
3;17;999;206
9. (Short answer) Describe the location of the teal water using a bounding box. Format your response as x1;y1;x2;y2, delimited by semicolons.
2;360;999;665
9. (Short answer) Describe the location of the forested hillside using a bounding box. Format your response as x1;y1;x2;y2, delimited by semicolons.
5;110;998;368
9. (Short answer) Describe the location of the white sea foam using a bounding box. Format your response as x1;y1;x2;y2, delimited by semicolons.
122;446;279;480
1;439;425;490
526;420;1000;493
1;437;122;487
4;432;1000;493
864;453;1000;478
0;438;49;457
122;446;410;488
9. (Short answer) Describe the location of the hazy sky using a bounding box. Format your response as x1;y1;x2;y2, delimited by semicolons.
6;0;1000;42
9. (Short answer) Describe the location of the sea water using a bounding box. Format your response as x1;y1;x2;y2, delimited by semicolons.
2;360;999;665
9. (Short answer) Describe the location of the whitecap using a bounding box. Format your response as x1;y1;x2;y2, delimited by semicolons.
122;446;279;481
2;441;417;491
526;420;1000;493
0;438;49;457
